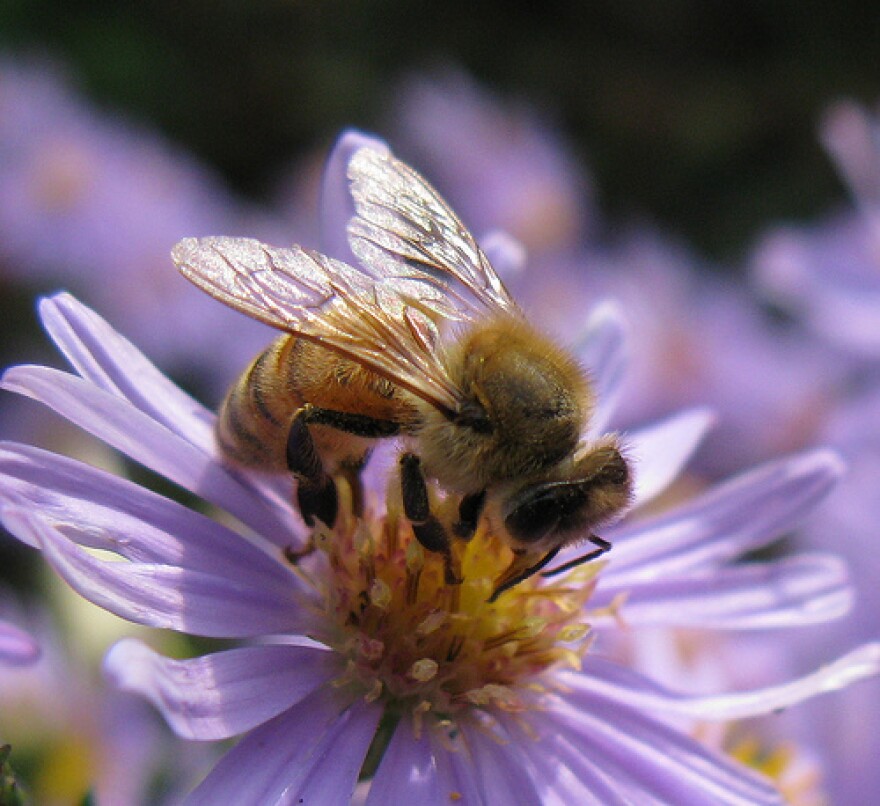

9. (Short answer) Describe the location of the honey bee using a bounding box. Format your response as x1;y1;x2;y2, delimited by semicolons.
172;144;632;600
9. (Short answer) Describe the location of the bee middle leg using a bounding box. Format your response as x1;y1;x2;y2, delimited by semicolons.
400;452;461;585
287;404;399;527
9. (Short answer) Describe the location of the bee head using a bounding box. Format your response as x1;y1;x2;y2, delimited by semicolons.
502;440;632;550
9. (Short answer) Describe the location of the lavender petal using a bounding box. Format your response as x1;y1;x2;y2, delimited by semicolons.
576;300;630;436
496;713;630;805
1;509;314;638
320;130;389;264
0;619;40;666
39;293;215;449
566;643;880;721
545;694;783;805
105;639;342;740
593;553;852;629
186;687;378;806
39;293;300;535
458;721;545;805
604;448;845;580
366;718;484;805
625;408;716;508
0;443;306;596
1;365;302;547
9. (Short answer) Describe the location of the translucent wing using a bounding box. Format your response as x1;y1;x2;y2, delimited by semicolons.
172;236;464;411
347;146;519;315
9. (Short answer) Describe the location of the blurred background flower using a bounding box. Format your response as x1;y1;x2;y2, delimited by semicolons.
2;2;880;802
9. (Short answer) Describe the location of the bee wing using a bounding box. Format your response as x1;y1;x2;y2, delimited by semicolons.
172;236;464;411
347;146;519;316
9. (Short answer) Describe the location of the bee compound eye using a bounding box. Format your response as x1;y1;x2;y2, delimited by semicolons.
504;482;589;544
505;486;561;544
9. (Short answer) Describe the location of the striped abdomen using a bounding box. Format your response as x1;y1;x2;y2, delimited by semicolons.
216;335;417;473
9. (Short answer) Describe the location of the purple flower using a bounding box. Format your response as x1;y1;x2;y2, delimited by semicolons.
511;230;849;478
0;619;39;667
751;99;880;358
0;286;876;803
0;55;286;384
387;69;594;255
0;610;207;804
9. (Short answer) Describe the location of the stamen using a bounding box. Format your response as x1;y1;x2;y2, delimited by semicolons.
320;490;605;733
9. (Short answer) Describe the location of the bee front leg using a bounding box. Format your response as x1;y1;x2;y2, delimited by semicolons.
400;453;460;585
287;404;400;527
286;408;338;528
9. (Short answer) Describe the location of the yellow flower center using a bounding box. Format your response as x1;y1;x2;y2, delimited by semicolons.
306;481;607;732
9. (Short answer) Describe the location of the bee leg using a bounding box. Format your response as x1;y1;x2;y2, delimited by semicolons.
453;490;487;541
400;453;460;585
288;405;400;527
286;408;339;528
298;404;400;438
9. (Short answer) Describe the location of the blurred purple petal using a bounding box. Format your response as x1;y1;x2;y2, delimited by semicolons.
576;300;630;435
595;554;851;629
479;229;527;281
819;100;880;208
0;619;40;666
0;57;281;376
625;407;716;508
606;448;845;579
105;639;341;740
391;69;594;253
187;688;378;806
320;129;390;264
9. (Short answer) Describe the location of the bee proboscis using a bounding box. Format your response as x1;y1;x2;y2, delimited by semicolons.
172;142;632;600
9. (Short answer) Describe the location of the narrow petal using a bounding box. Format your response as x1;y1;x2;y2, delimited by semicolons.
625;408;716;508
105;639;341;740
367;718;485;805
546;693;782;805
187;688;378;806
37;293;300;535
458;721;545;806
0;443;303;594
496;713;629;805
0;619;40;666
593;554;852;630
566;643;880;722
480;230;527;281
1;509;312;638
575;300;630;436
321;130;390;263
39;293;215;451
1;366;302;547
604;448;845;580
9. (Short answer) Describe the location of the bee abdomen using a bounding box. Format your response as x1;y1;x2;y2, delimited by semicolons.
215;337;300;469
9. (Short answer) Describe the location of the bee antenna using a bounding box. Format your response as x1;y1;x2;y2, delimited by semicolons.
540;534;612;579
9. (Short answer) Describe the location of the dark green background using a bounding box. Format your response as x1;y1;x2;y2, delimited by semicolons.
3;0;879;260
